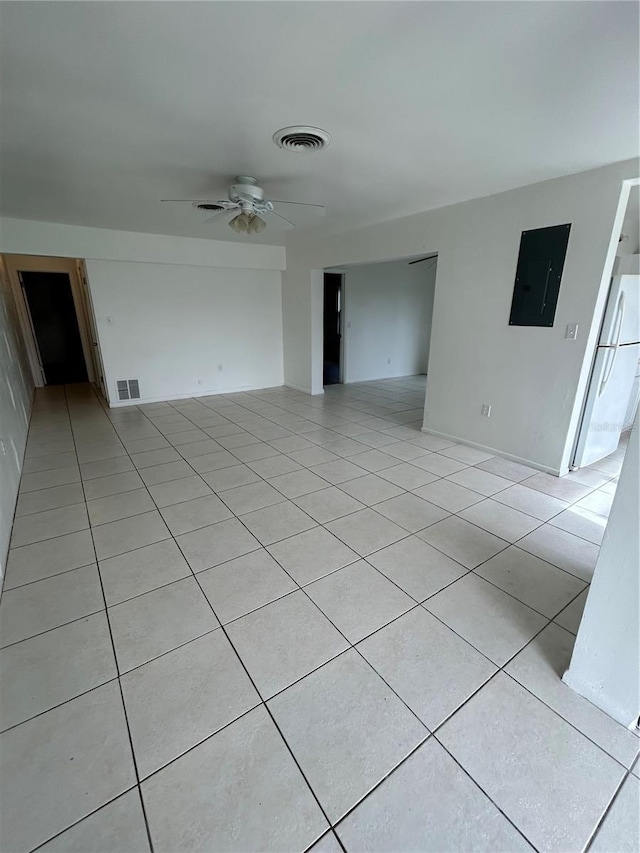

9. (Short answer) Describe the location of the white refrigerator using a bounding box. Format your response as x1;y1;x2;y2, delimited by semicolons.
574;261;640;468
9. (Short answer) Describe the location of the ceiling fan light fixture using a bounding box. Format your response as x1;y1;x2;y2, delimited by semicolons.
248;214;267;234
229;212;250;233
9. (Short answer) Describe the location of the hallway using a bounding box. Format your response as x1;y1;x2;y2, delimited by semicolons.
0;379;637;852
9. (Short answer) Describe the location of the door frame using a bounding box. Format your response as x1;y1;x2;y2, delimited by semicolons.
3;254;97;388
323;269;346;385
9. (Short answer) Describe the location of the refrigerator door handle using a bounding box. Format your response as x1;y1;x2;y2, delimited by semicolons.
599;293;625;397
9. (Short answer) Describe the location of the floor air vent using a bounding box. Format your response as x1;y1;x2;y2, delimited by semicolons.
117;379;141;401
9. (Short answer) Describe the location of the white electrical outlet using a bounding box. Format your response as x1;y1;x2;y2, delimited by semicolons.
481;404;491;417
565;324;579;340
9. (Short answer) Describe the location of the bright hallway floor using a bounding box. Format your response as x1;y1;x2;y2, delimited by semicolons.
0;376;638;852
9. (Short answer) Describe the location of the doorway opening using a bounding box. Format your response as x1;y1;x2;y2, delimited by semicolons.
20;271;88;384
3;254;105;393
323;272;343;385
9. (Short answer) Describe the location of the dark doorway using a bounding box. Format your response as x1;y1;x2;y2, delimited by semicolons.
323;273;342;385
20;271;88;384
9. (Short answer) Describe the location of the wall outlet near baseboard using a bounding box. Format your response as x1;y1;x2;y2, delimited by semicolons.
481;404;492;417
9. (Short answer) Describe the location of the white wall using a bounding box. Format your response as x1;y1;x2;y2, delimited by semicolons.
341;258;435;382
563;416;639;728
0;258;34;580
85;260;283;404
0;218;286;405
283;160;639;473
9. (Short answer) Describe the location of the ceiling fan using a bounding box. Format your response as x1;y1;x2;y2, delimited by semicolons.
162;176;325;234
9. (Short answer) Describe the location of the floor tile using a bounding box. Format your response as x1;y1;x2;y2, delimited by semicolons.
87;488;155;526
475;456;538;482
268;468;328;498
336;738;532;852
22;450;77;475
231;442;281;463
247;454;301;478
167;429;208;446
374;492;449;532
492;482;569;520
358;607;497;729
409;434;456;452
438;673;626;852
142;706;328;852
418;516;508;569
590;775;640;852
83;470;145;500
267;526;359;586
446;467;513;496
506;623;639;768
411;453;468;476
3;530;95;589
308;831;343;853
326;508;407;556
339;473;404;505
348;449;399;472
306;560;414;643
554;588;588;634
425;574;547;665
288;446;340;467
0;682;136;853
160;494;232;536
178;438;224;459
367;536;467;600
269;649;427;823
459;498;541;541
199;548;296;624
517;524;599;581
131;447;181;469
123;436;172;454
92;510;171;560
413;478;483;512
15;483;85;517
10;503;89;548
440;444;495;465
201;463;261;491
138;460;194;486
476;546;586;618
525;471;593;504
239;500;317;545
227;591;349;698
382;442;430;462
147;475;212;507
294;486;365;523
80;457;133;481
220;480;286;515
0;564;103;647
549;505;607;545
377;461;439;490
108;577;218;672
0;612;117;730
37;790;150;853
19;465;81;493
575;489;614;518
176;518;260;572
99;539;191;606
122;630;259;778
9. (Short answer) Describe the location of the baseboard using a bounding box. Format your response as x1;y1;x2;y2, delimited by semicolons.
284;383;324;396
108;383;283;408
421;426;561;476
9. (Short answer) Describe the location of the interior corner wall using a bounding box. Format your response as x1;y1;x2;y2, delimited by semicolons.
0;259;34;581
342;258;436;383
85;260;284;404
284;159;640;474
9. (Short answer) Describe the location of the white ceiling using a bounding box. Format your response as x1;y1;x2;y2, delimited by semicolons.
1;1;638;246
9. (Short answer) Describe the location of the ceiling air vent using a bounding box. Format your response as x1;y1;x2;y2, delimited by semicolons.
273;126;331;152
117;379;141;401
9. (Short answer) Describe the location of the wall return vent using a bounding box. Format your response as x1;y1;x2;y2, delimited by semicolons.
117;379;141;401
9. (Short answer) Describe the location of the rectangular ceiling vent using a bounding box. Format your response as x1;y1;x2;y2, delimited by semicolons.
117;379;141;401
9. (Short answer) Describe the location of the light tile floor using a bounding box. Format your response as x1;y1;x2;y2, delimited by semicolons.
0;377;637;853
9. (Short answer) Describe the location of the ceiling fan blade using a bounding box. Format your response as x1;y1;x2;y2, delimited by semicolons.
203;210;235;224
161;199;233;206
265;210;295;230
270;200;325;215
408;254;438;265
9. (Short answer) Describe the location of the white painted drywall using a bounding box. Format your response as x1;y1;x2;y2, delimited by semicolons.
563;418;639;728
0;258;34;580
283;160;639;472
85;260;283;404
341;258;435;383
